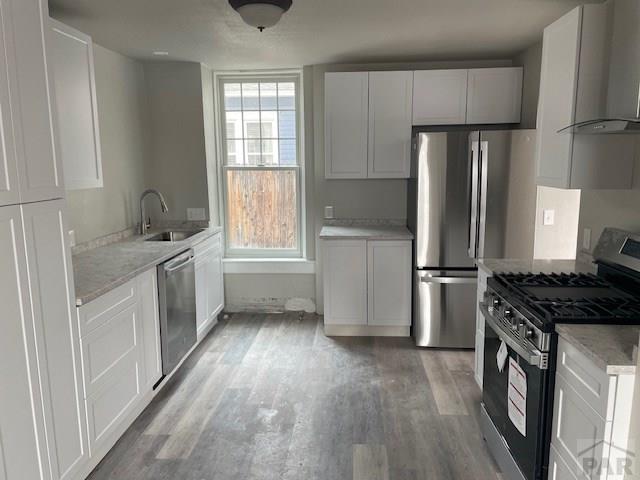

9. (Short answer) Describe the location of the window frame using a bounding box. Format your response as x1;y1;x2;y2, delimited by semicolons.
215;72;305;259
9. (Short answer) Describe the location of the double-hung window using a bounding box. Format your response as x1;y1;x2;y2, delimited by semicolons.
219;75;302;257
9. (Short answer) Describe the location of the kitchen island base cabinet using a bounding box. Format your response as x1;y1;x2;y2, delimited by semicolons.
323;239;411;335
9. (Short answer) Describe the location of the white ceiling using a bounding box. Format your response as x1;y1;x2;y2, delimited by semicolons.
49;0;595;69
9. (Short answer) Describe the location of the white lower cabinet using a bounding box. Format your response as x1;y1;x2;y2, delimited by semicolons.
194;232;224;339
323;239;411;332
474;268;490;389
550;336;636;480
77;267;161;466
0;201;88;480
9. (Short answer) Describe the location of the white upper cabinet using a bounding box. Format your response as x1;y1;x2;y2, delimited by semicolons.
3;0;64;202
0;10;19;207
324;72;369;179
21;199;88;480
50;19;102;190
466;67;522;124
412;69;468;125
536;4;635;189
368;71;413;178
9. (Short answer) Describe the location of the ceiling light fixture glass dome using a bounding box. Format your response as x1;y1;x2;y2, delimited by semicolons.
228;0;293;31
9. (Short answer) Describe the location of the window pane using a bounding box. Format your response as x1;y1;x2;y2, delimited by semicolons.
279;139;296;165
278;110;296;138
242;83;259;110
260;82;278;110
278;82;295;109
261;139;278;165
243;111;260;138
224;83;241;111
260;111;277;138
226;169;297;249
225;111;242;138
226;139;243;165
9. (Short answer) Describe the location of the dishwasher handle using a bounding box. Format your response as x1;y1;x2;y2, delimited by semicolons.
164;250;195;273
420;275;477;285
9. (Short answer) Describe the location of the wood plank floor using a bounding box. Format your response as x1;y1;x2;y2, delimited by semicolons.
87;313;502;480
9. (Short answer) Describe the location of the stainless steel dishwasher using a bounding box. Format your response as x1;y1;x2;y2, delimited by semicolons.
158;249;197;376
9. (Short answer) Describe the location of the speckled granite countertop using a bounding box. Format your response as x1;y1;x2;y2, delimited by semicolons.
319;225;414;240
73;227;223;306
556;324;639;375
478;258;595;276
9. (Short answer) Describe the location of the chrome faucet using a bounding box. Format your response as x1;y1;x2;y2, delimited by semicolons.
140;189;169;235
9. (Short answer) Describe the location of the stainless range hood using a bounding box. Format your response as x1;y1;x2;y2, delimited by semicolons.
558;118;640;134
559;0;640;135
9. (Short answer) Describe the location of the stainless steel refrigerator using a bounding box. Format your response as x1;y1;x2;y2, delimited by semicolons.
408;128;511;348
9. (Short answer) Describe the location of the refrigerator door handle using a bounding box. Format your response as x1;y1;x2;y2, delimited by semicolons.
468;137;480;259
420;275;477;285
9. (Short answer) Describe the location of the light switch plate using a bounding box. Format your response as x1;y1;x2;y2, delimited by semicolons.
543;209;555;226
583;228;592;250
68;230;76;248
187;208;206;221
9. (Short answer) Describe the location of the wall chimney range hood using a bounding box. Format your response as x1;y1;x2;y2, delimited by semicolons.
559;0;640;135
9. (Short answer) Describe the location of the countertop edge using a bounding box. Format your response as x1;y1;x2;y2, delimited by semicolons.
74;227;223;307
556;325;638;376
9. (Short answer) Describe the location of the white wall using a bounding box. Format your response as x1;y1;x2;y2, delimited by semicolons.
66;45;149;244
533;186;581;260
143;62;210;223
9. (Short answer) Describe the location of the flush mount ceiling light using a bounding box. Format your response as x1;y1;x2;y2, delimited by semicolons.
228;0;293;32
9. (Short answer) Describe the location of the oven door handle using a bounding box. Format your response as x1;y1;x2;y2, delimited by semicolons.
480;303;549;370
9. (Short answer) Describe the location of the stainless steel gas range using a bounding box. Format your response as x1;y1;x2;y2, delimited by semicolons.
479;228;640;480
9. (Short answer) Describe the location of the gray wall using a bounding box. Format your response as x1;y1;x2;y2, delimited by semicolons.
143;62;210;222
578;141;640;258
66;44;148;244
513;41;542;130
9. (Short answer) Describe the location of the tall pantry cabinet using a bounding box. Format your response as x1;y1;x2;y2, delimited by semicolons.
0;1;87;480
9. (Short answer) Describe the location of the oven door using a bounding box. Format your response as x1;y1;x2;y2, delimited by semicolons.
481;304;551;480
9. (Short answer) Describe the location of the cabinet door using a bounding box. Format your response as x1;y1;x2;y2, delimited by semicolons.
324;72;368;178
206;240;224;322
50;19;102;190
466;67;522;124
5;0;64;202
368;71;412;178
138;268;161;390
536;8;580;188
412;70;468;125
323;240;367;325
195;257;209;334
0;205;48;480
0;3;19;207
21;200;88;480
367;240;411;326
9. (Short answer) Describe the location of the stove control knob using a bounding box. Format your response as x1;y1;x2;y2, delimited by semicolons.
503;308;512;319
524;328;535;340
492;298;501;309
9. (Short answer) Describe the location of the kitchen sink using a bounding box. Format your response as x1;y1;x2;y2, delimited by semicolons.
145;229;204;242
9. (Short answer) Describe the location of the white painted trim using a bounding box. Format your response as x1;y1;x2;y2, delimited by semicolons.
223;258;315;274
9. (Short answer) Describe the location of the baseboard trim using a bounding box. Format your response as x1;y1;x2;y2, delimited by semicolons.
324;324;410;337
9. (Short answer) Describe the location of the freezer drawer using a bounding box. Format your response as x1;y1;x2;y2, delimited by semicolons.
414;270;477;347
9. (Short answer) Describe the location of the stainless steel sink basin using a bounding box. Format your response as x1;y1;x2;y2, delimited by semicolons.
145;229;204;242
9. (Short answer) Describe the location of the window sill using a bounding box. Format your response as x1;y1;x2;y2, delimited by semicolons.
223;258;315;275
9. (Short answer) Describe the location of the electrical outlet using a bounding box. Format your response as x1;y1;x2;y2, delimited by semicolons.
68;230;76;248
324;206;334;219
583;228;592;250
542;209;555;226
187;208;206;221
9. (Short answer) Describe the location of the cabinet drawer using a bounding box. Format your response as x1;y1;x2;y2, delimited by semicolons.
556;337;614;420
78;279;137;336
551;373;608;479
85;356;140;450
81;303;139;397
